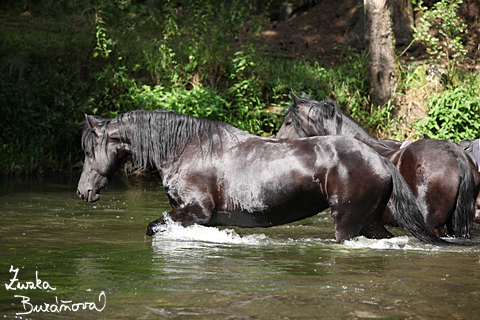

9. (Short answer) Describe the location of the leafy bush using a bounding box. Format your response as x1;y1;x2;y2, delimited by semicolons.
416;84;480;141
412;0;468;70
134;85;227;121
3;0;478;176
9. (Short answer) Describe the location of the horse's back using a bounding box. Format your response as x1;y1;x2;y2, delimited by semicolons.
260;135;393;204
392;139;465;194
233;135;390;178
394;138;473;177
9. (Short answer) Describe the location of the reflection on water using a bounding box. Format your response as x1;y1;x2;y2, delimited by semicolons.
1;174;480;319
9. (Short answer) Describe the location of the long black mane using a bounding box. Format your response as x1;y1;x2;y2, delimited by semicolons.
288;95;317;136
82;110;235;171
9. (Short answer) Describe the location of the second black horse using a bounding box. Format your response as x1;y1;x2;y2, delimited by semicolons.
277;91;480;239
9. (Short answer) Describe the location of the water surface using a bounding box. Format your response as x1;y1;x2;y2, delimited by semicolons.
1;174;480;319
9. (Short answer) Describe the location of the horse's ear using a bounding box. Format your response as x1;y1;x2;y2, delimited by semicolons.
290;90;300;108
86;115;102;136
301;92;309;99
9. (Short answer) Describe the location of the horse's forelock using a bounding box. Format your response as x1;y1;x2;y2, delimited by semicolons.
287;101;308;136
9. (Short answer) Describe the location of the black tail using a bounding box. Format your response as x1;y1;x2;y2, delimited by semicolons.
382;157;452;246
451;154;475;238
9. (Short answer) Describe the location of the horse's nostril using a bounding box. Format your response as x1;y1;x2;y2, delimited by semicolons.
76;189;81;197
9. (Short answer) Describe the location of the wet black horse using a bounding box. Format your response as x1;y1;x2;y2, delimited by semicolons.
77;109;453;245
277;92;480;238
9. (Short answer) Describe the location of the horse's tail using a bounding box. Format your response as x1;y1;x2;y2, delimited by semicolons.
382;157;452;246
451;153;475;238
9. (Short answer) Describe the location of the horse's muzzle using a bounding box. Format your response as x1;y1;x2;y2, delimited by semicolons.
76;189;101;203
146;220;168;236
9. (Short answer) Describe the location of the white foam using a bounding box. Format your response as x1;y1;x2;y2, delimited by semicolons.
152;215;268;246
150;215;480;253
342;236;480;252
342;236;432;251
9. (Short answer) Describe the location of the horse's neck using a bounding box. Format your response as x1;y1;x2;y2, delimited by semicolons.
339;119;397;157
156;124;244;180
338;118;374;143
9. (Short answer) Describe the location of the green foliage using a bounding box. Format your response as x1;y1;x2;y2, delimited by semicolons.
3;0;478;176
416;82;480;142
87;0;278;135
401;64;428;89
133;84;227;121
318;47;385;134
412;0;468;70
402;64;480;142
94;11;115;59
0;9;95;176
225;46;266;133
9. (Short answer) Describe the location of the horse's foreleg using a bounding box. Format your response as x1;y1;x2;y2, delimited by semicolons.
331;195;388;243
359;220;394;239
331;205;368;244
146;203;212;236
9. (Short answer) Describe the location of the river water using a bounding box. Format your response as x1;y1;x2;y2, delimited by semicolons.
1;174;480;319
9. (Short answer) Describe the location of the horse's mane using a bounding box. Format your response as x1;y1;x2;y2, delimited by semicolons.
81;110;234;171
312;98;344;136
314;97;392;147
288;95;343;136
289;94;395;151
285;94;317;136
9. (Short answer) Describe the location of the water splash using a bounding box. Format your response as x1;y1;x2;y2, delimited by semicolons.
150;214;480;253
343;236;432;251
151;214;268;246
343;236;480;252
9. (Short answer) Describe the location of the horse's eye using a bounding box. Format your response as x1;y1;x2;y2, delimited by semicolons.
85;151;93;158
286;121;292;126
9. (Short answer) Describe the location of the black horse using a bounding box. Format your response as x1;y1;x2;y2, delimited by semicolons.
77;109;453;245
277;91;480;238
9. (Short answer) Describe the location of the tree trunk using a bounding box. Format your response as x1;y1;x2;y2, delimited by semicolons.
389;0;414;45
344;0;414;48
364;0;400;106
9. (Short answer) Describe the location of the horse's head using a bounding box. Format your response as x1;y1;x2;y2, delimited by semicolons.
76;115;131;203
276;91;318;138
277;91;343;139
